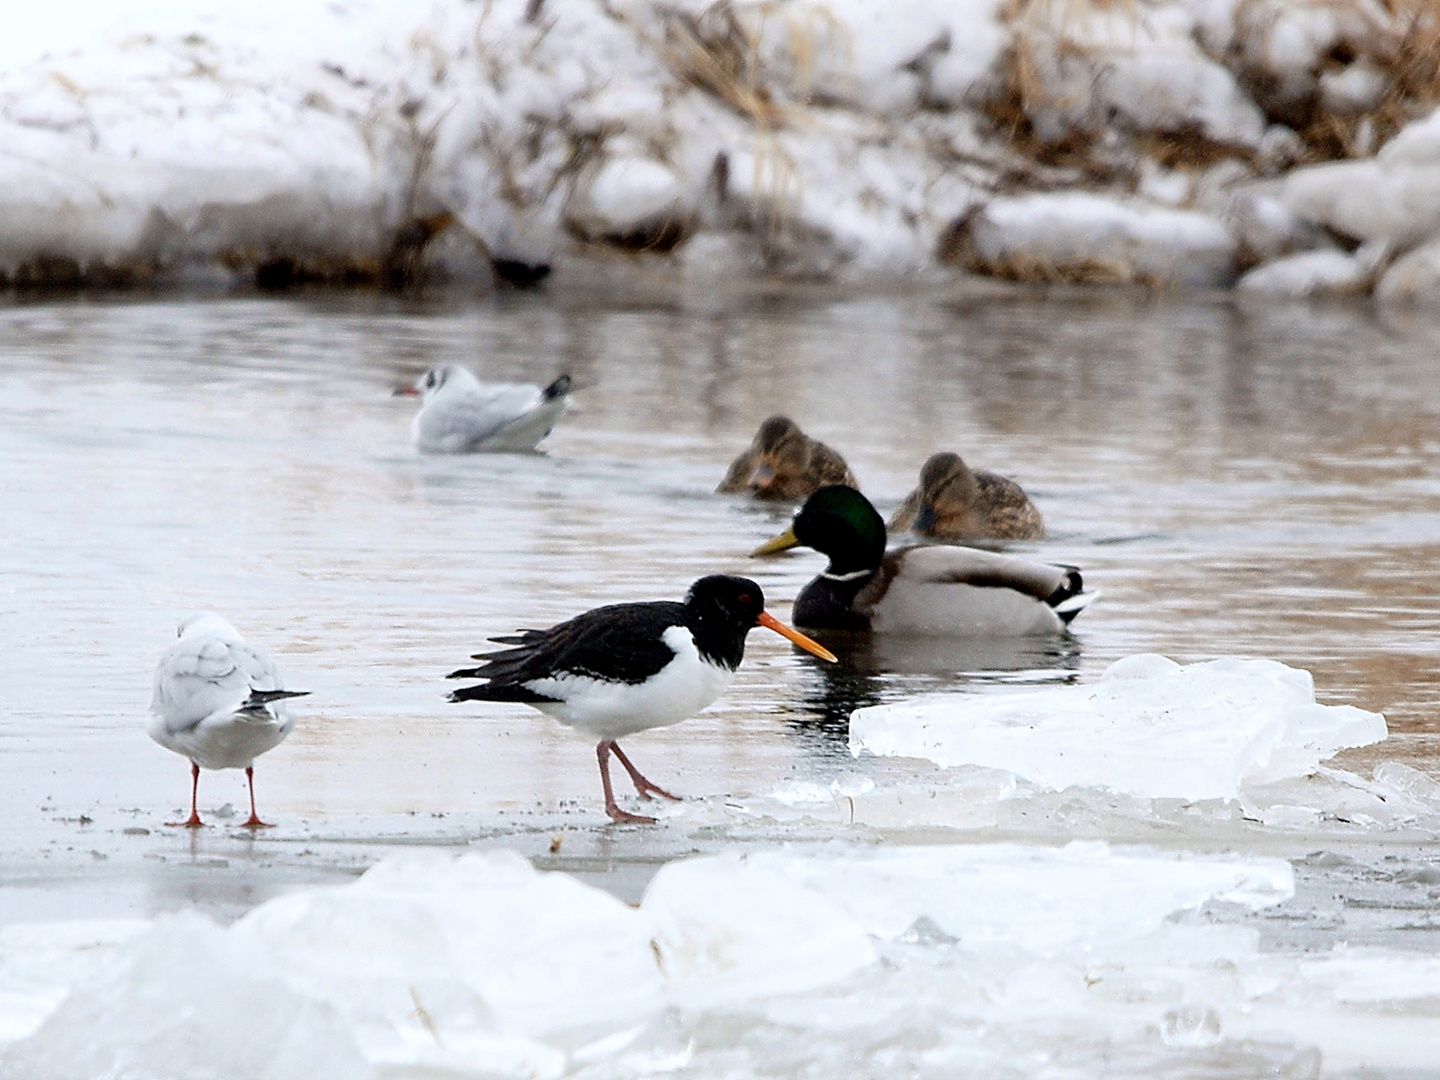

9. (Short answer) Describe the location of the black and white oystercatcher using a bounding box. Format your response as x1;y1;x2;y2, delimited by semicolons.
446;575;837;824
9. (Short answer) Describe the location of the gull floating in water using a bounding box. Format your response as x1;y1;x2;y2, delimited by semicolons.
395;364;571;453
147;613;307;828
446;575;836;824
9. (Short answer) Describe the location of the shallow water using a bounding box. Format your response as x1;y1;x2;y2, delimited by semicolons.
2;283;1439;938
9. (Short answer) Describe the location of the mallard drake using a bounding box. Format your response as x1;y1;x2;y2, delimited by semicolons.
752;486;1094;636
716;415;858;501
889;452;1044;541
395;364;571;453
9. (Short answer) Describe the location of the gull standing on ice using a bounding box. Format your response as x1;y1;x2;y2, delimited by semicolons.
147;613;307;828
396;364;572;453
446;575;837;824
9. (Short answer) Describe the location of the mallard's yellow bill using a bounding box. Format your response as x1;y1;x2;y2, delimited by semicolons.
756;611;838;663
750;526;799;557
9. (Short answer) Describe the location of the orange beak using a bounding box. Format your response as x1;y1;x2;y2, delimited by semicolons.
756;610;837;662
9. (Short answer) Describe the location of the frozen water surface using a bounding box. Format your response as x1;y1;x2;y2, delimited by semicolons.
2;283;1440;1075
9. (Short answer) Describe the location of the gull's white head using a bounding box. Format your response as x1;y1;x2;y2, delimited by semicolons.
413;364;478;401
176;612;242;641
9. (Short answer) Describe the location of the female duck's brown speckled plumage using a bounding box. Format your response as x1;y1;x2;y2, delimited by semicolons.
716;415;858;502
889;452;1044;541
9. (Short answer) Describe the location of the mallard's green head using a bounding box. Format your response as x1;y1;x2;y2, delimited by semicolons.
752;485;886;576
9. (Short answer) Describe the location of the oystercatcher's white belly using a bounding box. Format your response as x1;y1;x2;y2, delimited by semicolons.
528;625;734;740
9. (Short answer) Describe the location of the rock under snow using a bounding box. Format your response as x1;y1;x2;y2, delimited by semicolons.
1237;248;1369;297
963;193;1237;286
848;654;1387;802
1375;236;1440;303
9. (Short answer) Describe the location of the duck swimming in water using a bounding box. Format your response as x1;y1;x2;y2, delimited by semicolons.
396;364;571;453
752;486;1094;636
717;416;858;501
889;452;1044;541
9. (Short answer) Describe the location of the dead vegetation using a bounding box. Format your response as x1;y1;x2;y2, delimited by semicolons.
937;208;1154;284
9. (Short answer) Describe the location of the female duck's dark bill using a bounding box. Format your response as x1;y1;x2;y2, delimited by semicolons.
757;610;837;661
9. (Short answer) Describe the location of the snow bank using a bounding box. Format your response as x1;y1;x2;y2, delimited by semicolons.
850;654;1387;801
1237;248;1370;297
7;842;1440;1076
2;0;1437;291
961;192;1237;286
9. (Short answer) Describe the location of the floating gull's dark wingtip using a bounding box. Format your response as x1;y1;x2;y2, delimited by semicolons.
543;374;572;400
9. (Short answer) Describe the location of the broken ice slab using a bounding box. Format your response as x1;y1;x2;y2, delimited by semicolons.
849;654;1386;802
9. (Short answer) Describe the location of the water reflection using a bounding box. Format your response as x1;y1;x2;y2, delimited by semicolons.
784;633;1085;746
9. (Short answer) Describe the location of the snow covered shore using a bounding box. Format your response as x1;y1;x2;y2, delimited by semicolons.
5;0;1440;298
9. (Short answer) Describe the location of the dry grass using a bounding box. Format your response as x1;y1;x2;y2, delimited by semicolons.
937;209;1153;284
660;4;787;127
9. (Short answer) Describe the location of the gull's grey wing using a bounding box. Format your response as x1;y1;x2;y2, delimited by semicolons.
150;634;287;735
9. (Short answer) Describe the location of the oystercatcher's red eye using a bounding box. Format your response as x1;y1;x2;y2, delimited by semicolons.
738;593;751;604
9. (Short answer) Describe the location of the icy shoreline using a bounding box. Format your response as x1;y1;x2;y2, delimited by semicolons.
5;0;1440;299
4;651;1440;1077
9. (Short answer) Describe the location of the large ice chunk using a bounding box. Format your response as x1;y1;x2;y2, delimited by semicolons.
2;912;373;1080
849;655;1386;801
234;849;660;1068
644;852;879;1009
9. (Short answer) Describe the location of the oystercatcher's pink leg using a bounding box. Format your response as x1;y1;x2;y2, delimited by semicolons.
610;742;681;802
597;741;656;824
241;766;274;828
166;761;206;828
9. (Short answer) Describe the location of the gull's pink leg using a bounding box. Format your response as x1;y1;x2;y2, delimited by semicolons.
241;766;274;828
597;741;656;824
609;742;681;802
166;761;206;828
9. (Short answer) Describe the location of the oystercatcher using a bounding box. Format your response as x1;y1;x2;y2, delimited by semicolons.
447;575;837;824
716;415;858;501
395;363;571;453
752;486;1095;636
147;613;307;828
889;451;1045;541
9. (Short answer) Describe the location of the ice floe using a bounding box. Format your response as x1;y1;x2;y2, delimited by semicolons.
6;842;1440;1077
850;654;1387;802
6;0;1440;295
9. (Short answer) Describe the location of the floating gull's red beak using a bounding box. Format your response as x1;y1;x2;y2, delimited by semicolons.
392;385;420;396
756;610;838;662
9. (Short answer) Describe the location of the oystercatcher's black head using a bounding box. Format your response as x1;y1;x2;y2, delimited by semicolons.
684;574;836;668
751;485;887;578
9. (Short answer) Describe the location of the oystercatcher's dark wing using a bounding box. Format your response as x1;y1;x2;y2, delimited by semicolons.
448;600;690;688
